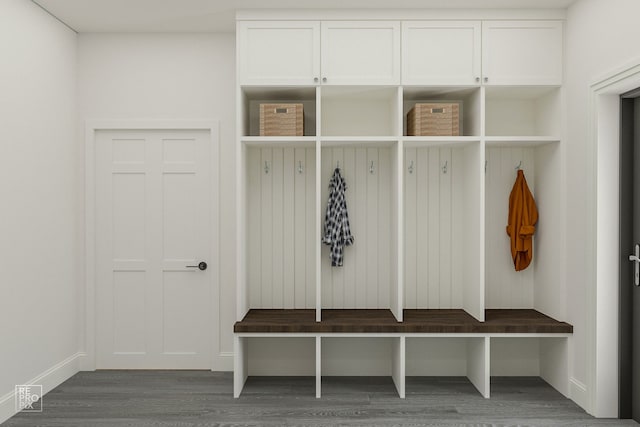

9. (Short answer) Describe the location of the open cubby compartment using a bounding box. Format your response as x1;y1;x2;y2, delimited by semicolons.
406;336;490;398
403;141;484;321
320;336;404;398
490;336;569;397
403;86;482;137
320;141;401;319
320;86;400;137
484;141;564;321
485;86;561;137
234;336;317;397
241;86;317;137
243;142;317;310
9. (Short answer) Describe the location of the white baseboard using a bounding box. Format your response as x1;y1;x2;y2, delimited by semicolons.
0;352;82;424
216;351;234;372
569;377;588;411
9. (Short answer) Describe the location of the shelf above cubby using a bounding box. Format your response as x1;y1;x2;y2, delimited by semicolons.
403;136;480;148
320;136;399;147
484;136;560;147
241;136;317;147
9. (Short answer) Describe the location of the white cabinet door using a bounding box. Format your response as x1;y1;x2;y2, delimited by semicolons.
402;21;481;85
482;21;563;85
321;21;400;85
238;21;320;85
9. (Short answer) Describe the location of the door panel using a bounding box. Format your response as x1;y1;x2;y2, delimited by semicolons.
238;21;320;85
321;21;400;85
633;98;640;422
482;21;562;85
96;129;212;369
402;21;481;85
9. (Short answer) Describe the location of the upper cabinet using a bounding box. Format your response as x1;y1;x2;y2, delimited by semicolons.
482;21;563;86
238;19;563;87
238;20;400;86
238;21;320;85
402;21;481;86
320;21;401;85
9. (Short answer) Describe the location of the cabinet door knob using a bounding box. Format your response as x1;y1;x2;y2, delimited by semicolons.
322;77;327;83
484;77;489;83
314;77;319;83
475;77;480;83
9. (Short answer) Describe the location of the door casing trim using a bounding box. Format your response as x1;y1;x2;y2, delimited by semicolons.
83;120;221;371
588;59;640;417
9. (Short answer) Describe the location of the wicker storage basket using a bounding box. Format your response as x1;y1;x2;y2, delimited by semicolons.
259;103;304;136
407;102;461;136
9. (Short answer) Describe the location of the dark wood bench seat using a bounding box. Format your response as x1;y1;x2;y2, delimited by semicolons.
234;308;573;334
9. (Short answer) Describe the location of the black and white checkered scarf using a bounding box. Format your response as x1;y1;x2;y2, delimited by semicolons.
322;168;354;267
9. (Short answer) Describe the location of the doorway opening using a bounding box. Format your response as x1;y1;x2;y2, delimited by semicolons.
619;89;640;421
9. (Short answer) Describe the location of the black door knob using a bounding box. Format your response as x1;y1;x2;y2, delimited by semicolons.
186;262;208;271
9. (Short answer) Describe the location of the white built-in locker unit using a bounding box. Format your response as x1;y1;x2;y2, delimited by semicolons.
234;11;569;399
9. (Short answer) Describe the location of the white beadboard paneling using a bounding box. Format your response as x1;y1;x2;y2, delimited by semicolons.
283;148;296;309
404;147;466;309
246;146;316;309
261;149;274;308
485;146;536;309
321;146;393;309
272;148;284;307
404;149;418;309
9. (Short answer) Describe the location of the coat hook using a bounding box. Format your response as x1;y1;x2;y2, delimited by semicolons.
515;160;522;171
298;160;304;174
370;160;375;174
442;160;448;174
336;160;340;170
408;160;414;174
485;160;488;173
264;161;270;174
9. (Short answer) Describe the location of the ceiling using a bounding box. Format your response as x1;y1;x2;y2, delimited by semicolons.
33;0;578;33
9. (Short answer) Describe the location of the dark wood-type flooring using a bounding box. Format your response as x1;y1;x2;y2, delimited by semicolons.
234;309;573;334
4;371;635;426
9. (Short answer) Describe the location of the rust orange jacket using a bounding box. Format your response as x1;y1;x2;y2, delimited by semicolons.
506;169;538;271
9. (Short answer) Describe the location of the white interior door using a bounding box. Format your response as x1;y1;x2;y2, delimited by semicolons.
95;129;213;369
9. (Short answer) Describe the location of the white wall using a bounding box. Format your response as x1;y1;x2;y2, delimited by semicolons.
76;33;236;368
0;0;78;422
565;0;640;415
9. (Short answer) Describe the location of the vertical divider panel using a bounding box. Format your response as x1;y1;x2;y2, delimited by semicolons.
316;336;322;397
233;336;248;398
392;336;406;398
395;87;404;320
366;148;380;308
466;336;490;398
379;147;392;310
316;87;322;321
237;95;249;320
306;147;317;309
462;141;485;321
391;140;403;320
